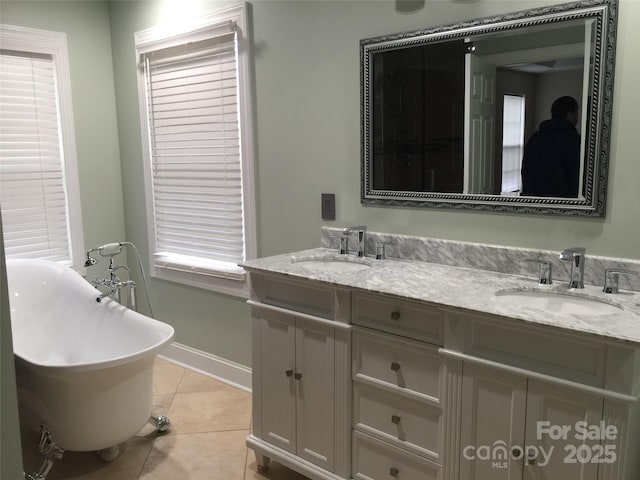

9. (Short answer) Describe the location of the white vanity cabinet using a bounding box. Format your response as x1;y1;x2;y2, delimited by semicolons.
247;273;353;480
245;256;640;480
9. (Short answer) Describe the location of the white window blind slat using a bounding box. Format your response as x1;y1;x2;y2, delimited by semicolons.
142;31;246;269
0;49;75;263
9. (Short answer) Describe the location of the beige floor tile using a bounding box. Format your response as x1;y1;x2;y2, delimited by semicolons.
139;430;249;480
166;387;251;434
22;432;154;480
153;359;186;395
244;450;312;480
177;368;235;394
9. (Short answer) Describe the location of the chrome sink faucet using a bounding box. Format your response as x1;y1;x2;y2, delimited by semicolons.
559;247;586;289
343;225;367;257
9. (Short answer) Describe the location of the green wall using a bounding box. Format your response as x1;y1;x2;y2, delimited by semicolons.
1;0;639;372
0;218;22;480
0;1;127;260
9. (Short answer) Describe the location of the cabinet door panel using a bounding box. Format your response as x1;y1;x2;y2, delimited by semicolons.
295;317;335;471
523;380;602;480
460;363;527;480
259;311;296;453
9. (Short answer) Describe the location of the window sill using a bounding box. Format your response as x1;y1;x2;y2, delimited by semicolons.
152;260;249;299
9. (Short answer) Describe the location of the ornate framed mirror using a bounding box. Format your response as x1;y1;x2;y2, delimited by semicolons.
361;0;618;216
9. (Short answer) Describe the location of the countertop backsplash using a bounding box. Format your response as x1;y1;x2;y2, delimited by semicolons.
321;227;640;293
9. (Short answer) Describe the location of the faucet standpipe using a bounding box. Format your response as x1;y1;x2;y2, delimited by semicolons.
343;225;367;257
603;269;640;294
559;247;586;289
525;259;553;285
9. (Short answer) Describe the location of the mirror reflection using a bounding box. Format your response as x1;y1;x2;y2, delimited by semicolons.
362;0;617;216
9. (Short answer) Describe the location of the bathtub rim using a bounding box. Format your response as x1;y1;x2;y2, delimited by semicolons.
7;258;175;373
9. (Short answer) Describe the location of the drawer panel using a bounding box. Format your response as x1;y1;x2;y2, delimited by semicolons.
352;430;441;480
260;275;335;319
352;292;443;345
454;311;608;387
353;328;441;401
354;382;442;462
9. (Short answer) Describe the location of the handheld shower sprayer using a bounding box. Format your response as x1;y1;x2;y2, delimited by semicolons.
96;242;123;257
84;243;122;267
84;252;97;267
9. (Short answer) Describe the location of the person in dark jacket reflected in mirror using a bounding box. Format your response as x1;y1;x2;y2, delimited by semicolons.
521;96;580;197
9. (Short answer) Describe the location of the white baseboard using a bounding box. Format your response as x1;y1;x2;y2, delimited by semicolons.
158;342;252;393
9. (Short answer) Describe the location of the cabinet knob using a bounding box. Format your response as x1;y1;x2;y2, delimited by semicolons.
511;446;522;457
390;311;401;321
285;369;293;377
294;372;302;380
389;466;399;477
390;362;401;372
391;414;401;425
527;451;537;465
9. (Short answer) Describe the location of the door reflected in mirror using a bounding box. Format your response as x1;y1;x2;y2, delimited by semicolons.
361;0;617;216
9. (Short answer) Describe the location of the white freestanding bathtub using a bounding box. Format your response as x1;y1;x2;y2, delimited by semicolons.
6;258;175;453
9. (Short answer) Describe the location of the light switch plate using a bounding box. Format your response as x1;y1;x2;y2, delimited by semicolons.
321;193;335;220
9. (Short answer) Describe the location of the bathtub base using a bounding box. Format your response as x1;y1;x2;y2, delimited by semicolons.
98;445;120;462
16;355;157;453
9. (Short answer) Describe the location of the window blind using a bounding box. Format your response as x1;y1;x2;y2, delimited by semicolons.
0;50;72;262
142;33;246;276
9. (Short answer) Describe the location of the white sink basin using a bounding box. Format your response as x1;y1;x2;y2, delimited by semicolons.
292;257;372;273
495;290;622;316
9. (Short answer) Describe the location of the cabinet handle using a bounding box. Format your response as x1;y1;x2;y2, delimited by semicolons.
390;362;401;372
389;466;399;477
285;369;294;377
391;414;401;425
390;311;401;321
294;372;302;380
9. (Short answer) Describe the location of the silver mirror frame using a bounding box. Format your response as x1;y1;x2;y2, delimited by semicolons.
361;0;618;216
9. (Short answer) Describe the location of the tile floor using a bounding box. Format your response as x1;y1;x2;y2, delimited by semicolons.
20;358;310;480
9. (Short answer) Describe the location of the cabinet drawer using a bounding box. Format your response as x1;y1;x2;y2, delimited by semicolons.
352;430;441;480
354;383;442;462
353;328;441;402
452;310;608;387
352;292;443;344
259;275;335;319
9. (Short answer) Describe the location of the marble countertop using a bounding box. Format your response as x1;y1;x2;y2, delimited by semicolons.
241;248;640;346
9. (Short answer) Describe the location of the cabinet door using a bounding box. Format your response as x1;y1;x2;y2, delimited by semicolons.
523;380;602;480
259;310;297;454
295;317;335;471
460;363;527;480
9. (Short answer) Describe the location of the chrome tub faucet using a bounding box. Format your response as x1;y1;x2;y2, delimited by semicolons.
559;247;586;289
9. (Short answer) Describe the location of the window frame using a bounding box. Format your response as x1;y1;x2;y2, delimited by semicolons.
134;4;256;298
0;24;85;272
